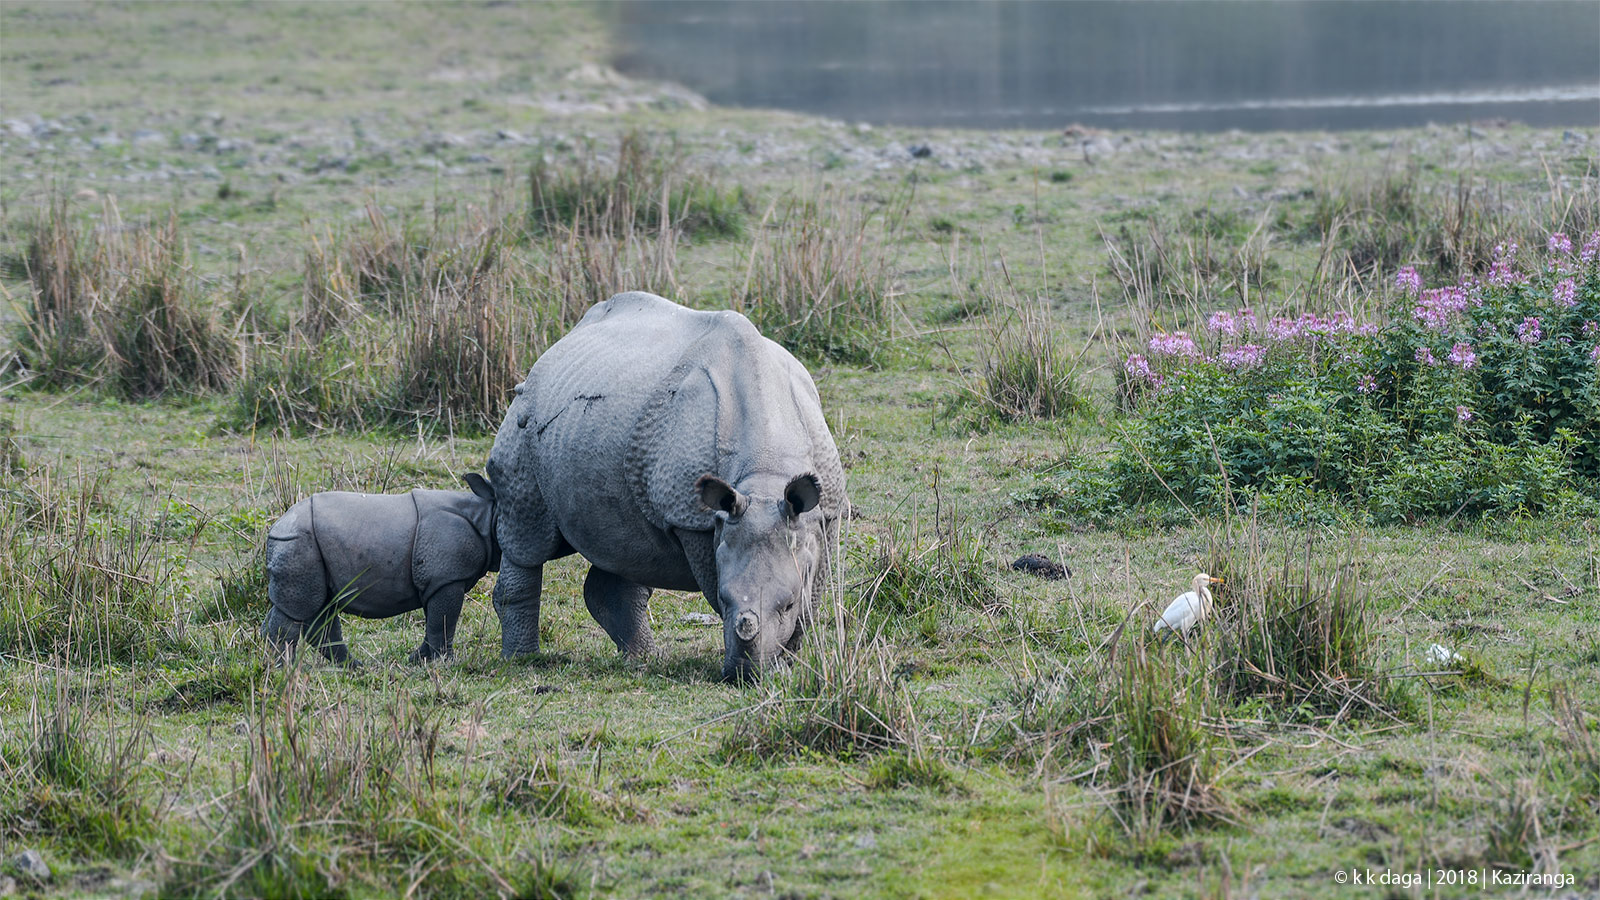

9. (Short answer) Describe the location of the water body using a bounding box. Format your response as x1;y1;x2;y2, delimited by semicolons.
613;1;1600;132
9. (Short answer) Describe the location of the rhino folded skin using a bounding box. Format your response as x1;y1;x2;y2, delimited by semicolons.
264;482;498;661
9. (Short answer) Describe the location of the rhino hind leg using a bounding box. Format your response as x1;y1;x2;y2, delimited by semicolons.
262;606;304;663
493;561;545;657
583;567;656;657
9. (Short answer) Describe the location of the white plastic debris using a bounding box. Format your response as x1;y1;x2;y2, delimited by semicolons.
1424;643;1462;666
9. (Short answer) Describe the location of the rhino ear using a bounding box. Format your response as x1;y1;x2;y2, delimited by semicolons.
462;473;495;502
785;473;821;518
696;474;747;518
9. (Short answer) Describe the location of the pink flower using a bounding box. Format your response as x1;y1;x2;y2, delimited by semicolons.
1413;285;1470;331
1456;405;1472;423
1447;342;1477;369
1517;316;1542;344
1265;317;1299;342
1414;346;1439;366
1238;307;1258;332
1494;241;1519;261
1548;233;1573;256
1584;320;1599;339
1207;310;1239;336
1148;331;1200;358
1583;230;1600;264
1219;343;1266;370
1355;374;1377;394
1488;260;1526;288
1395;266;1422;296
1591;344;1600;364
1124;353;1162;386
1553;278;1578;307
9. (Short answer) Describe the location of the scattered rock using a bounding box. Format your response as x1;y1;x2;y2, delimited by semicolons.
0;875;15;897
496;129;525;143
1011;554;1070;580
853;831;877;850
11;850;49;883
2;119;32;138
1165;841;1206;867
1333;816;1392;842
1564;130;1588;144
680;612;721;627
464;153;493;164
90;133;123;149
131;128;165;146
907;143;932;159
424;132;469;152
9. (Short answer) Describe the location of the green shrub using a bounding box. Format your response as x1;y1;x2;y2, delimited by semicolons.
1052;232;1600;523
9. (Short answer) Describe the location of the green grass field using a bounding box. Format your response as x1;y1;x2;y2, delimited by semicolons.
2;4;1597;898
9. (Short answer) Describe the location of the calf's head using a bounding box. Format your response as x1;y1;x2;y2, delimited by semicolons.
697;473;827;681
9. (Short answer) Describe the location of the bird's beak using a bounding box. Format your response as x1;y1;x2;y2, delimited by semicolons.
1212;577;1224;584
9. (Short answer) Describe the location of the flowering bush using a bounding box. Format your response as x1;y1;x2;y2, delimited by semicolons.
1090;230;1600;523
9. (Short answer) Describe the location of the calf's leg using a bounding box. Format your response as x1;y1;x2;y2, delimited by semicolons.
309;612;355;667
412;581;466;663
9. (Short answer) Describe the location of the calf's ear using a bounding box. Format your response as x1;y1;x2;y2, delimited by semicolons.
462;473;496;502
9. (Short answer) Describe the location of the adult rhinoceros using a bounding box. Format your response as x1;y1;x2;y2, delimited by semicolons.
486;292;845;679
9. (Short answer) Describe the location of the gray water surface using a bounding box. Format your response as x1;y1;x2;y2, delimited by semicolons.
614;1;1600;131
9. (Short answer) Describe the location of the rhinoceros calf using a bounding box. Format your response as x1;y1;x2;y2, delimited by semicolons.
487;291;846;679
263;474;499;664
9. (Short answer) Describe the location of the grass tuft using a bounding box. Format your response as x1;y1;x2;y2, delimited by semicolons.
529;131;746;241
853;501;1001;640
1;673;157;859
1210;531;1405;722
0;469;192;664
723;610;919;760
14;197;239;398
736;184;905;364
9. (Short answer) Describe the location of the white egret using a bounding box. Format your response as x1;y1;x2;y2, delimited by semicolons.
1151;573;1223;636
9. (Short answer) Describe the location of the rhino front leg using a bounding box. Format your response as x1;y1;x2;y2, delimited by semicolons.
675;529;721;616
583;567;656;657
412;582;466;663
493;561;544;657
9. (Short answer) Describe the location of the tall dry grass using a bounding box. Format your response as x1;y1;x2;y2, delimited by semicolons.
735;184;906;365
15;196;238;397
